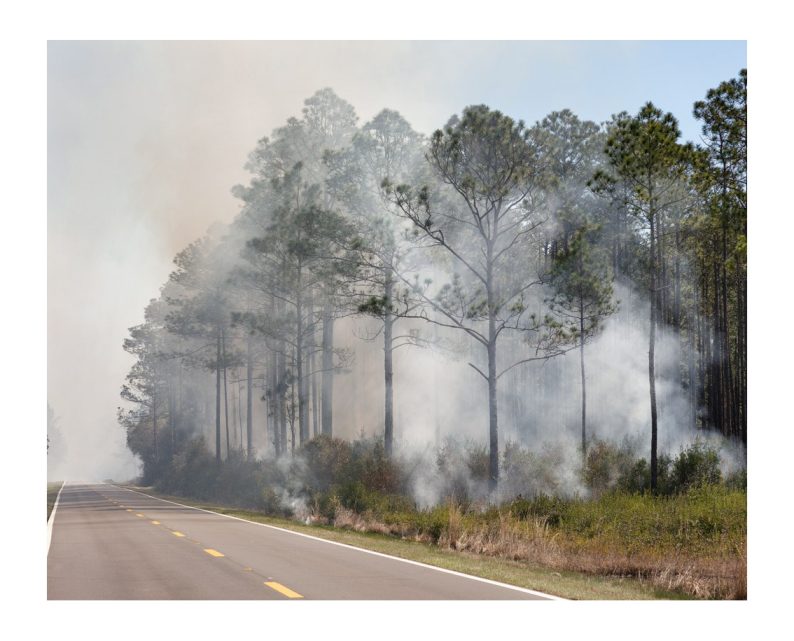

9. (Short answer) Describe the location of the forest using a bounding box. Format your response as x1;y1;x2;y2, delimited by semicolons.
117;70;747;597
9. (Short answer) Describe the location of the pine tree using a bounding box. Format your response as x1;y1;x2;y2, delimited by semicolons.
591;103;695;491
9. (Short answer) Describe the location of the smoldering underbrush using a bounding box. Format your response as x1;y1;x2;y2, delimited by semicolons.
145;432;745;598
151;432;745;512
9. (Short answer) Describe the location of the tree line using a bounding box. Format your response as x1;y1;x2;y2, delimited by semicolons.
119;70;746;493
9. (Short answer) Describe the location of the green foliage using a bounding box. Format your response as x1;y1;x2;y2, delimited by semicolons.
507;494;567;526
299;434;354;492
560;485;745;554
725;468;747;491
158;437;219;499
434;438;492;505
670;440;722;490
583;439;636;496
297;435;411;519
500;440;568;498
547;224;617;349
582;439;728;496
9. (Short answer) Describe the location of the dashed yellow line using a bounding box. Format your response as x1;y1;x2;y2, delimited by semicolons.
151;520;160;525
172;531;185;538
264;581;303;599
126;509;133;512
204;548;225;557
136;513;145;518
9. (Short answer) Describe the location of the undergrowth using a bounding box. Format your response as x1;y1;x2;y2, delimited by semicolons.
146;434;746;599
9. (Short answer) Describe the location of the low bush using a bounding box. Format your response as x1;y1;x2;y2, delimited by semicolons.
501;440;570;499
582;439;728;496
583;440;636;496
670;440;721;491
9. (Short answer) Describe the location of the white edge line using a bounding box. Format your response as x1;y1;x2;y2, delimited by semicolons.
114;484;565;601
47;481;66;556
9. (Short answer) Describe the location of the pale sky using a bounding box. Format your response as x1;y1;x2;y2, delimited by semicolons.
47;40;746;479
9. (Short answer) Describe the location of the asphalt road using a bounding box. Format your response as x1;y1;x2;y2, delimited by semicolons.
47;483;558;600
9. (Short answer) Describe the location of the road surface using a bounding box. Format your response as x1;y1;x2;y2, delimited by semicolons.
47;483;558;600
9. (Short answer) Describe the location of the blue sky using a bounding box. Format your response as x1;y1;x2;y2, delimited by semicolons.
438;41;746;142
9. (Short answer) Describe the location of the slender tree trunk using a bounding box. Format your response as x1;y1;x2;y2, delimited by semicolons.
384;268;395;457
308;298;319;438
215;327;222;464
296;285;308;445
674;219;681;331
712;261;723;434
169;381;176;453
674;217;685;397
269;345;279;456
176;365;183;447
311;348;319;437
278;347;287;455
152;392;158;462
579;298;587;461
720;227;734;438
487;339;498;492
737;264;746;444
658;212;667;324
321;304;334;436
486;241;499;492
222;328;230;457
688;305;697;431
237;375;243;452
649;211;659;492
246;335;253;459
290;370;296;455
697;277;707;429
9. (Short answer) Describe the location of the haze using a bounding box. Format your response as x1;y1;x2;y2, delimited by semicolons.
47;40;746;480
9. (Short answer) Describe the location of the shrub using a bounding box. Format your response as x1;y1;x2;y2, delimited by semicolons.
258;486;289;516
157;437;218;499
500;440;570;499
435;438;489;506
670;440;722;491
350;438;405;495
464;442;490;482
616;457;649;493
582;439;637;496
507;494;568;526
299;435;353;491
613;453;672;494
725;468;747;490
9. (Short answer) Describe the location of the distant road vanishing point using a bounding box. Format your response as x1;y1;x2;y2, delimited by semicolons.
47;483;558;600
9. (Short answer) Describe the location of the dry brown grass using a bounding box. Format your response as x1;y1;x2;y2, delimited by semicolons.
438;503;563;563
332;501;745;600
333;507;405;537
551;546;747;600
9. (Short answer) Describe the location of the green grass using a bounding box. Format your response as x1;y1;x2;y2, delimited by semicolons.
558;486;746;556
128;486;690;600
47;482;63;521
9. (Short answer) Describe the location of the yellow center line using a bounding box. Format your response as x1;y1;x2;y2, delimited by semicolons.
136;513;145;518
126;509;133;512
151;520;160;525
204;548;225;557
264;581;303;599
172;531;185;537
